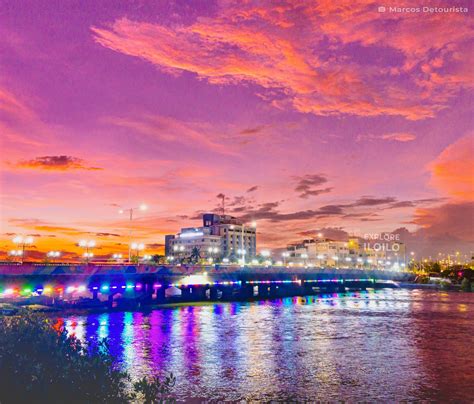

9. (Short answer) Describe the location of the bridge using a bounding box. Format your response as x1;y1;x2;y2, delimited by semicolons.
0;264;415;308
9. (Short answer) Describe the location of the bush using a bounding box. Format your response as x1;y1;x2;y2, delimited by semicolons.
461;277;471;292
0;312;175;403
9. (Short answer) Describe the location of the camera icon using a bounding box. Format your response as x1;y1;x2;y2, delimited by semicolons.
378;6;386;12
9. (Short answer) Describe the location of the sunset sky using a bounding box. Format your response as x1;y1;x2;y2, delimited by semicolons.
1;0;473;260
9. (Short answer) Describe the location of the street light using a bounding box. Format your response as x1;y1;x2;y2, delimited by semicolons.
282;251;290;265
131;242;145;261
118;203;148;263
78;240;95;263
83;252;94;261
207;246;219;262
301;253;308;266
112;253;123;262
47;251;61;262
12;235;34;263
237;248;246;265
9;250;23;260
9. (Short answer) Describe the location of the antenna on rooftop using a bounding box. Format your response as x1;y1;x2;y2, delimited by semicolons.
221;194;225;215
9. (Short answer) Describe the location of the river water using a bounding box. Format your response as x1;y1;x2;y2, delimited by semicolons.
61;289;474;402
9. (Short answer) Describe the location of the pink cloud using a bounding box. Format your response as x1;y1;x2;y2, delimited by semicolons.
357;132;417;142
91;1;472;120
429;133;474;200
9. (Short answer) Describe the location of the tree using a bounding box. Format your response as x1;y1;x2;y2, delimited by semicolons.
190;247;201;264
431;262;442;273
0;312;175;403
151;254;166;265
461;278;471;292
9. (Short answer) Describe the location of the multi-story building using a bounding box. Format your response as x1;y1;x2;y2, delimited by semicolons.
286;237;406;268
165;213;257;262
203;213;257;260
166;227;222;261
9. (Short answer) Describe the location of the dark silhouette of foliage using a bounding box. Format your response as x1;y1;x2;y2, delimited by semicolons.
461;278;472;292
190;247;201;263
0;312;175;403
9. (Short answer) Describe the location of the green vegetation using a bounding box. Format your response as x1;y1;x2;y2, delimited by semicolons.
0;312;175;403
461;278;472;292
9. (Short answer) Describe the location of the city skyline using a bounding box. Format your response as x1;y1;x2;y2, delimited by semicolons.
1;0;473;259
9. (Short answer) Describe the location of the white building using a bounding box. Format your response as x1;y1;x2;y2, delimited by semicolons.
286;237;406;269
166;227;222;261
203;213;257;260
165;213;257;262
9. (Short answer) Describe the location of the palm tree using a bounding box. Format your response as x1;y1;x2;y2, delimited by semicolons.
190;247;201;264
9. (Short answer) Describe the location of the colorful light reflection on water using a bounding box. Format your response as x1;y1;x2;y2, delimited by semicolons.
61;289;474;402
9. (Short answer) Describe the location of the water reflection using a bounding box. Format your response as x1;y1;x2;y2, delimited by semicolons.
62;289;474;402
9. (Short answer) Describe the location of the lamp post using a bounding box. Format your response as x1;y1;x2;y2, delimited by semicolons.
317;254;324;267
131;242;145;262
301;253;308;266
261;249;271;265
142;254;152;263
12;235;34;264
119;203;148;263
78;240;95;263
282;251;290;266
112;253;123;263
9;249;23;262
47;251;61;262
237;248;246;266
207;246;219;263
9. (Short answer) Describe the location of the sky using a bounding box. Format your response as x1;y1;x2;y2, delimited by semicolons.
0;0;473;260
